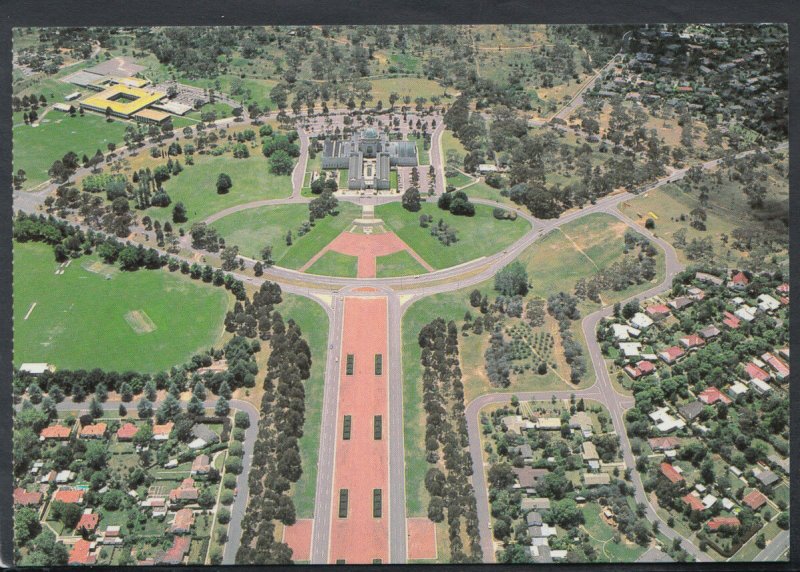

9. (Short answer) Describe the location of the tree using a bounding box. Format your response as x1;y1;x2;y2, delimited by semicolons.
402;187;421;212
234;411;250;429
187;395;204;417
172;202;187;223
215;397;230;416
495;262;529;296
14;507;41;545
89;396;103;419
488;463;516;489
216;173;232;194
137;398;153;419
270;149;294;175
157;393;181;423
260;245;274;267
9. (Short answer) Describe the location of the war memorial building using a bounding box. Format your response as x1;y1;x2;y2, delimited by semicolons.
321;128;417;191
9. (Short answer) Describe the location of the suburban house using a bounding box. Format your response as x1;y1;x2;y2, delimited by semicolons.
646;304;671;320
728;271;750;289
755;470;779;488
679;401;705;422
170;508;195;534
659;346;685;364
761;352;789;380
698;325;721;340
152;422;174;441
630;312;654;330
68;539;97;565
648;436;680;452
745;362;770;382
695;272;723;286
660;463;685;484
612;323;640;340
722;311;741;329
707;516;740;531
76;512;100;533
697;387;732;405
169;478;200;502
649;407;686;432
13;488;43;506
157;536;191;565
583;473;611;487
625;359;656;380
682;494;705;512
117;423;139;441
53;489;85;504
680;334;705;350
40;425;71;440
79;423;107;439
190;454;211;475
670;296;694;310
756;294;781;312
742;490;768;510
512;467;549;490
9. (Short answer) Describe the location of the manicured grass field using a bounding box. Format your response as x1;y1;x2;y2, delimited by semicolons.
376;202;530;269
13;241;230;372
280;294;329;519
441;129;467;159
210;204;312;261
184;101;235;121
375;250;429;277
461;181;514;207
305;250;358;278
407;134;429;165
13;113;129;188
179;75;279;109
273;202;361;269
445;171;473;188
144;154;293;226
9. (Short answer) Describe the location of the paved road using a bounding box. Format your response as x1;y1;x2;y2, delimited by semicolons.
753;529;790;562
292;126;310;198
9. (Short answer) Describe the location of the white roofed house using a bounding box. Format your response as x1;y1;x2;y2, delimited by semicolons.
757;294;781;313
612;323;640;340
630;312;654;330
19;363;54;375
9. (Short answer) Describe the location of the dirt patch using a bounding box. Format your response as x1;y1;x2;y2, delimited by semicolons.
407;517;437;560
124;310;157;334
81;259;117;278
282;519;313;562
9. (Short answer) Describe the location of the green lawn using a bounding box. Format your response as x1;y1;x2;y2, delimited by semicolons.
375;250;428;277
280;294;329;519
144;154;293;226
210;203;313;261
461;181;514;207
390;169;399;190
408;134;430;165
13;113;129;188
184;101;235;121
446;171;473;188
276;203;361;270
441;129;467;160
582;503;646;562
376;202;530;270
13;241;230;372
305;250;358;278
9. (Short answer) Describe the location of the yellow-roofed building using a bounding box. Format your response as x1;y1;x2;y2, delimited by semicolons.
80;84;166;119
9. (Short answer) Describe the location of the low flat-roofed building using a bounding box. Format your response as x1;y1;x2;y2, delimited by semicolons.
152;100;194;116
583;473;611;486
53;103;73;112
63;69;106;87
80;84;166;119
133;108;171;125
20;363;53;375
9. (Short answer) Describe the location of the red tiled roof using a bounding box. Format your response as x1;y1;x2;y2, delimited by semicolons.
776;283;789;293
171;508;194;533
117;423;139;440
41;425;71;439
76;513;100;532
159;536;191;565
68;539;97;565
80;423;107;437
54;489;84;504
13;488;43;506
745;362;770;382
660;346;685;362
682;494;705;512
681;334;705;349
624;365;642;379
723;311;741;329
153;422;174;437
731;271;749;285
761;353;789;377
742;490;768;510
708;516;740;531
637;360;656;374
169;477;199;502
698;387;732;405
660;463;685;484
646;304;671;316
649;437;680;451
